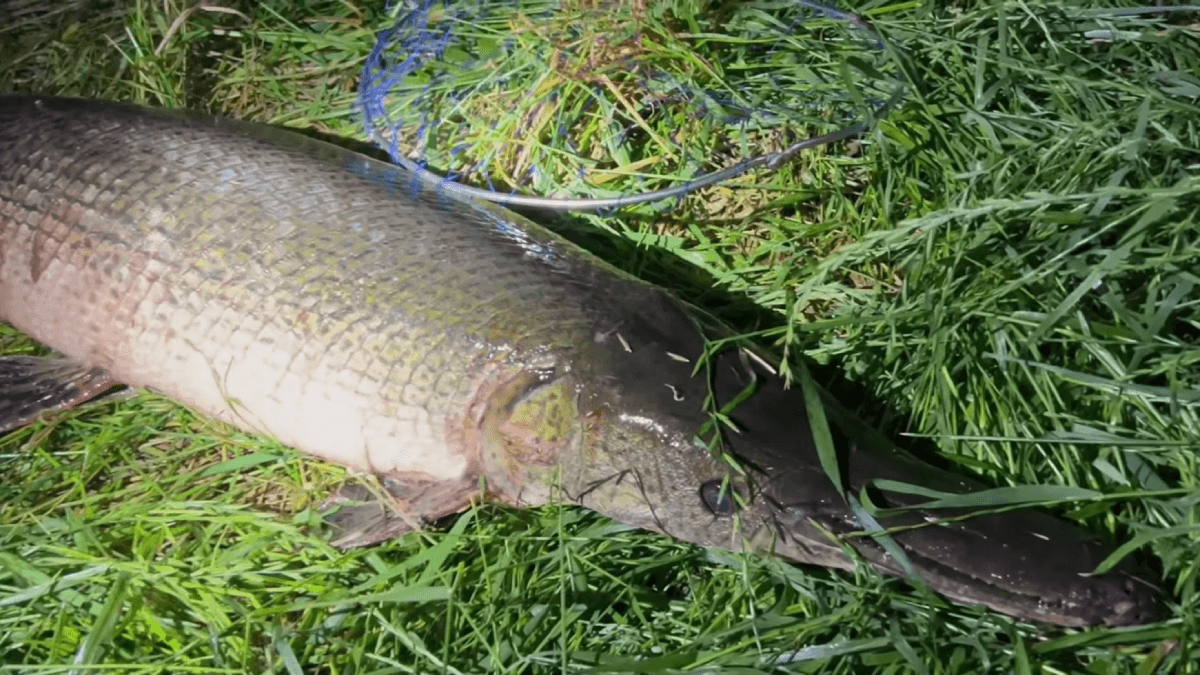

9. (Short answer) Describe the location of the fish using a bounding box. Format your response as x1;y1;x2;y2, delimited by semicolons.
0;94;1166;627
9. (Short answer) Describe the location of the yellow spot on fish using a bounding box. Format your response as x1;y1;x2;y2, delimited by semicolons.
504;379;575;454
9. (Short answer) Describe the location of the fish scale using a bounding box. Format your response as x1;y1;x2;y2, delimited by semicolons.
0;94;1167;627
0;94;580;483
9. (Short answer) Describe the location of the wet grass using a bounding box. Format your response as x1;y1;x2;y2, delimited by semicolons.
0;0;1198;672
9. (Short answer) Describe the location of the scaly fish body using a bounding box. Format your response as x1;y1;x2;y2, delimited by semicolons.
0;95;1165;627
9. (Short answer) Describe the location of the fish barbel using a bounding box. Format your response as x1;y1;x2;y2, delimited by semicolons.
0;95;1165;627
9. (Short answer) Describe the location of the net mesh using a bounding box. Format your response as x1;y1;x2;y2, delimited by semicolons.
357;0;904;210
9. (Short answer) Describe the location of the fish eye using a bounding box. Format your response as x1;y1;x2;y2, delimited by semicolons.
699;479;738;517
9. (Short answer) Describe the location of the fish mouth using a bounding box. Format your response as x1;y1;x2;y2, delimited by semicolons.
707;357;1169;628
781;490;1170;628
741;440;1169;627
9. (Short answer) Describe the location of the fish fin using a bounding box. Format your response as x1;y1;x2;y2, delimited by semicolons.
0;356;119;433
319;475;477;549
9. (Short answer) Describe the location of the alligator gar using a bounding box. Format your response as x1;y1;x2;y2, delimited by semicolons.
0;94;1165;627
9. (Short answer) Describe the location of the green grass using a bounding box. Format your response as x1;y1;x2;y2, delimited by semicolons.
1;0;1198;672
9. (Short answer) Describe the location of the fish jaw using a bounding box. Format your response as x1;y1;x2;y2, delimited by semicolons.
740;452;1168;627
746;388;1169;628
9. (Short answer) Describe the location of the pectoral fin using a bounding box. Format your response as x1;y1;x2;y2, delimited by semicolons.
0;355;119;432
319;475;478;548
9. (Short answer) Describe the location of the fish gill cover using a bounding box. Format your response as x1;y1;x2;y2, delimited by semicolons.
355;0;906;212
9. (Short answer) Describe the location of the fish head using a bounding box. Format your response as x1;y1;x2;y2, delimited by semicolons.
597;292;1165;627
483;289;1166;627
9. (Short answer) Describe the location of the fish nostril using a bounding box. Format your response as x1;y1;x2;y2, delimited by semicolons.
699;479;738;517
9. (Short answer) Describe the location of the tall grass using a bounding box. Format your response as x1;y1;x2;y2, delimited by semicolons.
0;0;1196;672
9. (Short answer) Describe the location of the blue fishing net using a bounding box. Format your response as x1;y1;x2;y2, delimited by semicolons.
357;0;904;211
